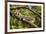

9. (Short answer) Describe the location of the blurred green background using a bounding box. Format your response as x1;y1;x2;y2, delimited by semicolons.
10;5;41;29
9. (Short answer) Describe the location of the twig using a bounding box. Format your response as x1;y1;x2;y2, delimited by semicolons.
22;19;39;28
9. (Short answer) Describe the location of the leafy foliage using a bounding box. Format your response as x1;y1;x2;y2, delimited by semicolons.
10;5;41;29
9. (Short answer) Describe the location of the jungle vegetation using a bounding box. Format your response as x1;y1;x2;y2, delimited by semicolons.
10;5;41;29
